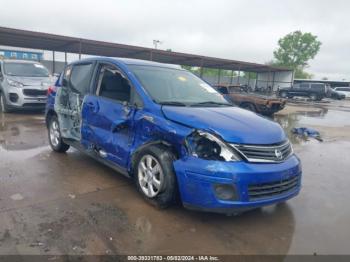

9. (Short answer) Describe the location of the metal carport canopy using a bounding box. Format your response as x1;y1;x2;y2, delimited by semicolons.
0;26;289;73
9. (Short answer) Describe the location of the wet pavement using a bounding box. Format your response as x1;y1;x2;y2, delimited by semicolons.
0;100;350;255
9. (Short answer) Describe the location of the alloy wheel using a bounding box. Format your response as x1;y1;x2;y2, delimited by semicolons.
138;155;164;198
49;120;61;147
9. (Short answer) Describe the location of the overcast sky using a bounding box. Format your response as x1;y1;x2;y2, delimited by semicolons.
0;0;349;80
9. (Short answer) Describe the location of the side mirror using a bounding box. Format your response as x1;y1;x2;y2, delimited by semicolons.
62;78;68;87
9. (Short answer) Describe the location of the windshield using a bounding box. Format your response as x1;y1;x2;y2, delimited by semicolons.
4;62;50;77
130;65;231;106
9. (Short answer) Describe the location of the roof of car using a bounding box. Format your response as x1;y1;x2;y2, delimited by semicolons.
71;57;183;69
2;59;42;64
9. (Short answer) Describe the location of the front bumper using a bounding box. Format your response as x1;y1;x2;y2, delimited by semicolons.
3;85;47;110
174;155;301;213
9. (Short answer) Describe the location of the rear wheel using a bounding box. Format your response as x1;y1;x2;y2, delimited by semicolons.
309;93;318;101
48;115;70;153
134;145;177;209
0;93;10;113
280;91;288;98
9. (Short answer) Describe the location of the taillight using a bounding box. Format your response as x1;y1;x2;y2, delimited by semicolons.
47;86;57;96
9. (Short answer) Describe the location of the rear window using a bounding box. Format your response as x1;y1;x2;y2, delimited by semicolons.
216;86;228;94
70;63;94;94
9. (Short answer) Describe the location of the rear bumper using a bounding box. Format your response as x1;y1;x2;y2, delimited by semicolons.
173;155;301;213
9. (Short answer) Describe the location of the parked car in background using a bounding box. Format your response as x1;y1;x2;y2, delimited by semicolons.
45;57;301;214
334;87;350;98
278;82;329;101
214;84;286;115
326;87;345;100
0;59;53;112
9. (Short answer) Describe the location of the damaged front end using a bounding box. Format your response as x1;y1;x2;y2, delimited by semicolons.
184;130;241;162
171;130;301;213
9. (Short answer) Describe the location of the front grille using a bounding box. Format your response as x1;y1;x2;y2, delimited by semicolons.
231;140;292;163
23;89;47;96
248;175;299;201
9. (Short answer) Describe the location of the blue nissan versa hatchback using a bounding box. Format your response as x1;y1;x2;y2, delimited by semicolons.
45;57;302;214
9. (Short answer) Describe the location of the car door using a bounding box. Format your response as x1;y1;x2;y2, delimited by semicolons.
81;62;141;168
55;62;95;141
298;83;310;96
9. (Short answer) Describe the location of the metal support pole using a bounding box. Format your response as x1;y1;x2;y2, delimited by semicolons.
272;72;276;91
218;69;221;84
64;52;67;65
230;70;234;85
255;73;259;90
52;51;55;74
79;40;82;60
247;72;251;87
149;51;153;61
237;68;241;85
199;59;204;78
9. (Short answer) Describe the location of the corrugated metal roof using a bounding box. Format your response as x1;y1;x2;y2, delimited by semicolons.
0;26;290;73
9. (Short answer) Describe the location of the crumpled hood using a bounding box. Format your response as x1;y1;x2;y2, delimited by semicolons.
7;76;52;86
162;106;286;144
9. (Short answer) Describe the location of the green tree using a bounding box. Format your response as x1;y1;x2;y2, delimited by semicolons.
273;31;321;79
181;66;235;78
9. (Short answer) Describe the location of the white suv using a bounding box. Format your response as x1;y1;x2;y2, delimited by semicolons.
334;87;350;99
0;59;53;112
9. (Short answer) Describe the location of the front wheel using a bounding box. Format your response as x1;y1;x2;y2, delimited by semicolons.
48;115;70;153
134;145;178;209
241;103;256;112
309;93;318;101
0;93;10;113
280;91;288;98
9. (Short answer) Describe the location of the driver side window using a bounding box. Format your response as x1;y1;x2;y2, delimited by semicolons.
97;66;131;103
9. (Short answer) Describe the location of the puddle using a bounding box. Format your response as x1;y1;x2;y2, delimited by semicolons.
274;108;350;144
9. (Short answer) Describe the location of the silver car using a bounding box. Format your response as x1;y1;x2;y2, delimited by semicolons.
0;59;53;112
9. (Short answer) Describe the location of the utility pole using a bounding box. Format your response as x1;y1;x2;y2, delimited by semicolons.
153;40;162;49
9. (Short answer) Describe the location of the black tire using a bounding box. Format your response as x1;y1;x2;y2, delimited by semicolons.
241;103;256;112
134;145;178;209
309;93;318;101
280;91;288;98
0;92;11;113
48;115;70;153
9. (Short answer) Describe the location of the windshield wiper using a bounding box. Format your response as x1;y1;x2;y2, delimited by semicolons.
158;101;187;106
190;101;232;107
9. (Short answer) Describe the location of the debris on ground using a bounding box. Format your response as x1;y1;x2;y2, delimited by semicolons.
10;193;24;201
68;194;76;199
291;127;323;142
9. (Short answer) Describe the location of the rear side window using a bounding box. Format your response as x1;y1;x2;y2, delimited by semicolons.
70;63;94;95
300;83;309;89
311;84;324;91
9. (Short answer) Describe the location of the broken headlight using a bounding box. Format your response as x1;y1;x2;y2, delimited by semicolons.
186;131;241;162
